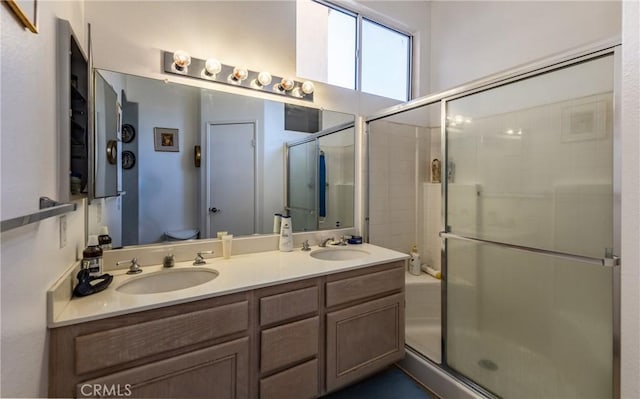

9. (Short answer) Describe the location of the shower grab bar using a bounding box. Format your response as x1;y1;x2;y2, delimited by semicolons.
439;232;620;268
1;197;78;233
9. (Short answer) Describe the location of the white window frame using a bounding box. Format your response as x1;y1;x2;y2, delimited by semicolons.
312;0;413;101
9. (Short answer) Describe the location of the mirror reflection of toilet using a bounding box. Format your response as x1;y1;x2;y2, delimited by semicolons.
164;229;199;241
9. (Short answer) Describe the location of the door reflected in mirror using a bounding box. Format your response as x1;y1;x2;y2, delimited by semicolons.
89;70;355;248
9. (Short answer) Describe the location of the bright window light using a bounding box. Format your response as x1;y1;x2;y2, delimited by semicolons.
327;9;356;89
361;19;410;101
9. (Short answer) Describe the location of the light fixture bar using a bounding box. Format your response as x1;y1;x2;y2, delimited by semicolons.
162;51;314;102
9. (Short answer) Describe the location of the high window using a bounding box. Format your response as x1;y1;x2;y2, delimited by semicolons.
297;0;412;101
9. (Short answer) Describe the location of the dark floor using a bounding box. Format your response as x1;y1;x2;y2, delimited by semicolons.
324;367;434;399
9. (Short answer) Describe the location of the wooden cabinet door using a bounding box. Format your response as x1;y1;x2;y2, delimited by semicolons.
325;293;405;392
77;338;249;399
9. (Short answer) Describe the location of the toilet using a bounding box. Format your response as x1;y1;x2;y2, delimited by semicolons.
164;228;199;241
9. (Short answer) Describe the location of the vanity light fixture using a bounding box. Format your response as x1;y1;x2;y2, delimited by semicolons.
163;51;314;102
229;66;249;84
292;80;315;98
255;71;273;88
203;58;222;79
172;50;191;72
275;78;295;93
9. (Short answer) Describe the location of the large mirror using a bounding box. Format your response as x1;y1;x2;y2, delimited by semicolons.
89;70;355;248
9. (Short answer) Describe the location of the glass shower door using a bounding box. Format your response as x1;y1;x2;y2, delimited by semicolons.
444;54;616;398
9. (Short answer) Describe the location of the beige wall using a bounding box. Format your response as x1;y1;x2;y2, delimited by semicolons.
620;1;640;397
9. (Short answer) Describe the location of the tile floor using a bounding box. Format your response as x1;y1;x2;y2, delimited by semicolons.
324;367;436;399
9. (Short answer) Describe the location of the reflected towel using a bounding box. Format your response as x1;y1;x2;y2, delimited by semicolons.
319;151;326;217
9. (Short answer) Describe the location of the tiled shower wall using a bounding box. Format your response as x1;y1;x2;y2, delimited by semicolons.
368;120;431;256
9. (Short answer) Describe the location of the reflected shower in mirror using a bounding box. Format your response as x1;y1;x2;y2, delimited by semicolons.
89;70;354;248
286;124;355;232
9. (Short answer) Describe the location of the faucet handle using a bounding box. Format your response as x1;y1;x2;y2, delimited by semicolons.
163;254;175;268
301;240;311;251
117;258;142;275
193;250;214;265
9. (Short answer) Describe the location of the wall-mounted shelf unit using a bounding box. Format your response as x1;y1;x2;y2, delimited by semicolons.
57;19;90;202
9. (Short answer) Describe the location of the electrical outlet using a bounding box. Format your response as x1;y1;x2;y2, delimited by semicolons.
59;215;67;248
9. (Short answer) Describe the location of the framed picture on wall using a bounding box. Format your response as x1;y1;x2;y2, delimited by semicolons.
154;127;179;152
4;0;38;33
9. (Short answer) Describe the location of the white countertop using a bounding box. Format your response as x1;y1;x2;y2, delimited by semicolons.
49;243;408;328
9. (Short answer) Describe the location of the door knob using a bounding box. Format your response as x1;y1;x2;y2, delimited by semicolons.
209;207;220;213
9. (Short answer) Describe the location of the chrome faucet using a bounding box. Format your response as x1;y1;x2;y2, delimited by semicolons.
163;254;175;268
319;237;335;247
193;250;214;265
301;240;311;251
116;258;142;275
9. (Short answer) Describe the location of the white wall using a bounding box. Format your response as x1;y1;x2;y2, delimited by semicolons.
1;2;87;396
620;1;640;398
430;1;621;92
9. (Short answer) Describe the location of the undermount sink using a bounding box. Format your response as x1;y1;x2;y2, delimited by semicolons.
310;248;370;261
116;267;219;295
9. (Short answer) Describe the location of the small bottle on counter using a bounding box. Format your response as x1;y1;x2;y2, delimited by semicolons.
279;216;293;252
83;235;103;277
98;226;112;251
409;245;421;275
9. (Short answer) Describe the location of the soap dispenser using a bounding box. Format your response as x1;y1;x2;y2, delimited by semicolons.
279;215;293;252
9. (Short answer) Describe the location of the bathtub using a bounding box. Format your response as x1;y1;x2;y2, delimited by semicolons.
405;270;441;364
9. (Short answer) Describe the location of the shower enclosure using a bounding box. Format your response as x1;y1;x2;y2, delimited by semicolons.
367;43;620;399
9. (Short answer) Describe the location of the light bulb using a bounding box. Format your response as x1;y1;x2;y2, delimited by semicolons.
257;71;272;87
277;78;295;92
301;81;315;95
173;50;191;71
204;58;222;77
232;66;248;82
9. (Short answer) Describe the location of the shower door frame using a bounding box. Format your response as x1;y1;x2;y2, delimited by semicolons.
365;38;622;399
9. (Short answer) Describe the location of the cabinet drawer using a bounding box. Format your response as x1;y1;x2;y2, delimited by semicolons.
326;266;404;308
260;359;318;399
77;337;249;399
260;286;318;326
260;316;319;373
75;300;249;374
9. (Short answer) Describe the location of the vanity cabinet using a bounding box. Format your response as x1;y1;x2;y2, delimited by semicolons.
49;261;405;398
255;281;321;399
325;262;406;392
49;292;250;398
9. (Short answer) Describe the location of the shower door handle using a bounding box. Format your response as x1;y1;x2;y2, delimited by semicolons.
209;207;221;213
439;232;620;268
